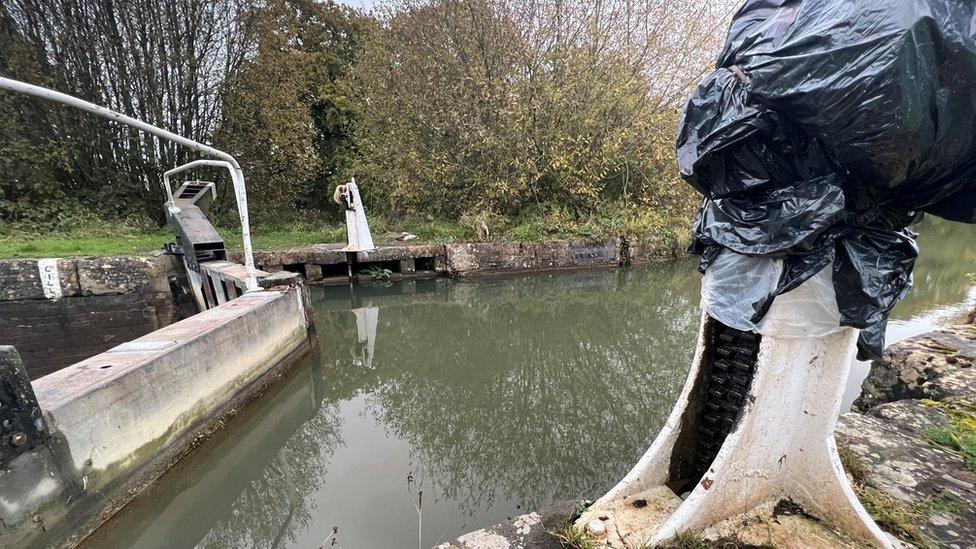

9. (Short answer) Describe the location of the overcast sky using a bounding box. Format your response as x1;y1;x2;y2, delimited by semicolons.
337;0;379;9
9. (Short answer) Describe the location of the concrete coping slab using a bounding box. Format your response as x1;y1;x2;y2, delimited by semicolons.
1;285;313;547
33;289;285;407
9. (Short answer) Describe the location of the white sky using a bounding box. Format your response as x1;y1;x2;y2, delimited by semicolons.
336;0;380;9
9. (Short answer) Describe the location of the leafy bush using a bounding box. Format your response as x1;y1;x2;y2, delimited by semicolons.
2;0;733;235
350;0;727;225
216;0;370;223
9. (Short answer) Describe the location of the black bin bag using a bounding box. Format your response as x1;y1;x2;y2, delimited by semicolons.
679;0;976;360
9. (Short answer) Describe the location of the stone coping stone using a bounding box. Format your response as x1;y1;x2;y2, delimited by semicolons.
439;500;575;549
0;253;179;301
3;234;685;299
357;243;445;263
445;239;622;276
240;239;623;276
923;367;976;404
626;233;684;264
843;324;976;546
855;324;976;411
837;409;976;546
866;399;951;437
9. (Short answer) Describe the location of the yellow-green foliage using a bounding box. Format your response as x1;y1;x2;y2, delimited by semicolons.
3;0;736;234
352;0;731;224
217;0;370;222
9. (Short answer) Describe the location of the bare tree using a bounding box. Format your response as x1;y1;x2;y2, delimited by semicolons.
6;0;256;219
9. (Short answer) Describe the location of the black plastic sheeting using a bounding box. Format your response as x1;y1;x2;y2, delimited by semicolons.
679;0;976;360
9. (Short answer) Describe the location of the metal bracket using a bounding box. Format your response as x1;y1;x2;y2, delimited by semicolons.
0;346;48;464
163;242;185;257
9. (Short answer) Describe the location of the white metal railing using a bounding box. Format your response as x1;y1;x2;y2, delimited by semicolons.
0;76;259;291
163;161;220;208
163;159;258;291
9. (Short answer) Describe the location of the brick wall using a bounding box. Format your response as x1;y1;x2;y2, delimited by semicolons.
0;294;175;378
0;254;190;379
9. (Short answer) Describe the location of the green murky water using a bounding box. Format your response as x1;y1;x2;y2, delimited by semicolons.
85;218;976;549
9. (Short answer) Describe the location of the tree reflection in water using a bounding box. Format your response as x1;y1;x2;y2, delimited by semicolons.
197;407;344;548
317;265;701;516
82;352;346;549
86;262;704;548
890;216;976;319
87;224;976;547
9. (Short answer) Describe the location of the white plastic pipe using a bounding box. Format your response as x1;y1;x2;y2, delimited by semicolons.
0;76;259;291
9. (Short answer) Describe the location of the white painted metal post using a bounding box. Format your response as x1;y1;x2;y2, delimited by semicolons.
334;177;375;253
0;77;259;291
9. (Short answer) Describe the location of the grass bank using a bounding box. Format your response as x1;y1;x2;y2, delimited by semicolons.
0;206;692;259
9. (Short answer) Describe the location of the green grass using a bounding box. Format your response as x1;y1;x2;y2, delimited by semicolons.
0;202;693;259
361;265;393;281
913;491;967;518
549;523;597;549
926;427;976;471
840;425;972;549
922;399;976;472
219;226;347;250
0;224;351;259
655;532;770;548
838;445;936;548
0;230;173;258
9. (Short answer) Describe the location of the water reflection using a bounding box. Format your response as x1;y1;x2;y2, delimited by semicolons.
345;271;701;514
86;263;701;549
85;219;976;548
83;358;344;549
350;306;379;369
892;216;976;320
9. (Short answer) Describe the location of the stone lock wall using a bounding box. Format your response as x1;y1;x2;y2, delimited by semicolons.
0;236;686;378
0;253;188;379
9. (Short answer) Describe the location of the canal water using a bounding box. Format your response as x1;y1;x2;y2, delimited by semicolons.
85;218;976;549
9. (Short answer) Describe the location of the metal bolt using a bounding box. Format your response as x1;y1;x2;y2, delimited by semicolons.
10;432;26;447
